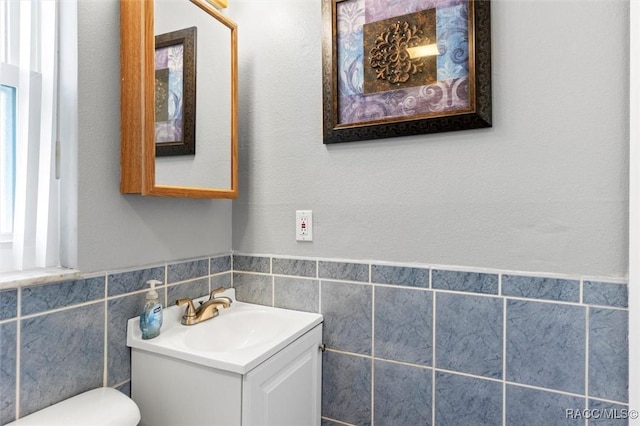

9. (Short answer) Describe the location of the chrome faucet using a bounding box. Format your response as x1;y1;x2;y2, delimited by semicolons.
175;287;233;326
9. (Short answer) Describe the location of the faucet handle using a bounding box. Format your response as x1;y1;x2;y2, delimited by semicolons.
208;287;229;300
175;298;197;318
207;287;232;308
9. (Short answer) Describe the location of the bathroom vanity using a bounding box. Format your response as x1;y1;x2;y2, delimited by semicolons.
127;289;323;426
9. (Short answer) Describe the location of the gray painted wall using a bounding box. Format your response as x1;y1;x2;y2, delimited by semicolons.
230;0;630;277
73;0;629;277
75;0;233;273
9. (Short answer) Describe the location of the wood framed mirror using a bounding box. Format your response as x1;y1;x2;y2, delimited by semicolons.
120;0;238;198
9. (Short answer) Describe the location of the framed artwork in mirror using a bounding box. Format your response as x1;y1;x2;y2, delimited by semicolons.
321;0;492;144
155;26;197;156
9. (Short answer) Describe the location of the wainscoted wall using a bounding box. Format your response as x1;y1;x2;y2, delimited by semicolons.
0;255;232;425
1;253;629;425
232;254;629;426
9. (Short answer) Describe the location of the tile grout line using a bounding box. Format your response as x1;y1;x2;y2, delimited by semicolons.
103;272;109;387
371;272;375;426
207;258;212;294
320;416;353;426
230;254;235;290
431;268;436;425
371;356;432;370
580;278;591;426
270;255;274;307
164;264;168;306
317;259;322;315
15;287;21;420
502;275;507;426
112;379;131;389
585;305;590;426
271;275;275;307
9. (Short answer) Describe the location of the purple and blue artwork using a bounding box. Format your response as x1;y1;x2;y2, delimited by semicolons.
337;0;471;125
155;44;184;144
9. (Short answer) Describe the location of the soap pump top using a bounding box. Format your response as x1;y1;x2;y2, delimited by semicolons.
140;279;163;340
146;279;160;300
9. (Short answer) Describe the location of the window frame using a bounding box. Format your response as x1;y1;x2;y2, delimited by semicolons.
0;76;18;244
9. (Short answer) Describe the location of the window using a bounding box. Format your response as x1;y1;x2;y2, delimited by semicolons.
1;84;16;243
1;0;60;273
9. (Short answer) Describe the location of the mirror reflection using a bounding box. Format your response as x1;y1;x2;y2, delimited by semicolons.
154;0;234;190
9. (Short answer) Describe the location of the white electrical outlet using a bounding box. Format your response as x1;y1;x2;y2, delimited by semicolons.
296;210;313;241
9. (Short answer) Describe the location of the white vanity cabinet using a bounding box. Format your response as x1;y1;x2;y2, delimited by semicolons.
131;324;323;426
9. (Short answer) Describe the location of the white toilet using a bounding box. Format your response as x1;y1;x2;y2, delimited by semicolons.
6;387;141;425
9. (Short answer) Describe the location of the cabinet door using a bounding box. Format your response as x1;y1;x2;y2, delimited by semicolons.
242;325;322;426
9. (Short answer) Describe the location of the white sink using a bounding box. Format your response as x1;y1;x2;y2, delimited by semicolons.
127;288;323;374
180;309;290;353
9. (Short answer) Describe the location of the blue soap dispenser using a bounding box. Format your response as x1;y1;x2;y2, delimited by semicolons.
140;279;163;339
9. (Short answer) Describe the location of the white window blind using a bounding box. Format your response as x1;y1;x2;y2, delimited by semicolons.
0;0;59;273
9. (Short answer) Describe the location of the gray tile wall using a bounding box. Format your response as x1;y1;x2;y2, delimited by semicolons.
233;255;630;426
0;255;231;424
0;253;629;425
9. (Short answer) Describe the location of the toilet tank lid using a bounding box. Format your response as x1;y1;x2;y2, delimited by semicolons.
7;387;141;426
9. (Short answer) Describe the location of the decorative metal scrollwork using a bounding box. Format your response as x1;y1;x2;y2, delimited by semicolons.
368;21;429;84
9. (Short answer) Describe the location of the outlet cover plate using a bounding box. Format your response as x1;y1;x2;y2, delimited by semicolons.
296;210;313;241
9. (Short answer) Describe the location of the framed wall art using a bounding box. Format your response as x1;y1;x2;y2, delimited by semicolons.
155;26;197;156
321;0;492;144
